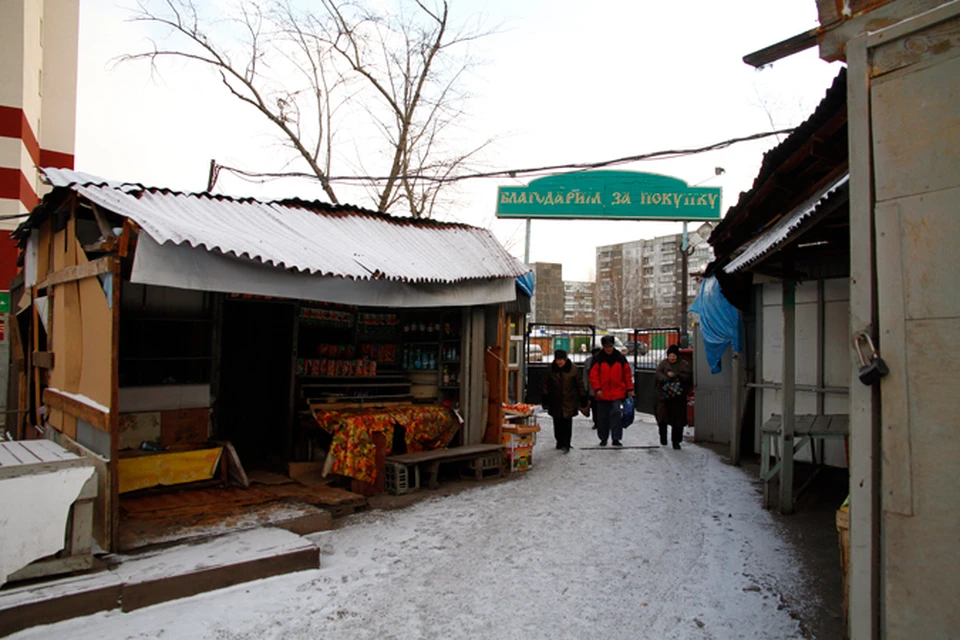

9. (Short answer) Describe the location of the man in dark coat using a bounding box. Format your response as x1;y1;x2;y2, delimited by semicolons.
588;335;634;447
540;349;586;453
655;344;693;449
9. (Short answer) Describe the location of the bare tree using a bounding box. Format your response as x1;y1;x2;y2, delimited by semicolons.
121;0;493;217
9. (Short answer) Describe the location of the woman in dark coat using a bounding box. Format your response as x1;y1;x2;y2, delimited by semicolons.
540;349;586;453
655;344;693;450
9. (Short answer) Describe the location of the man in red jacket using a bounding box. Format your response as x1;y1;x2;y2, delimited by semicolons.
589;335;635;447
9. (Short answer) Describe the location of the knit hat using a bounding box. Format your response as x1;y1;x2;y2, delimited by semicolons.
554;349;568;360
600;335;615;347
667;344;681;356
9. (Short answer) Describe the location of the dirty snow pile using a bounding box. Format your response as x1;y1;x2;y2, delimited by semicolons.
12;413;820;639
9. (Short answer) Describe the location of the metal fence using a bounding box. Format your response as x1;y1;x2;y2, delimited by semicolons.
523;324;683;416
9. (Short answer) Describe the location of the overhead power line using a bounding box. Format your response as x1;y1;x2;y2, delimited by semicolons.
214;128;795;187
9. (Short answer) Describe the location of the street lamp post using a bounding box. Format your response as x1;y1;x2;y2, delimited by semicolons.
680;222;689;347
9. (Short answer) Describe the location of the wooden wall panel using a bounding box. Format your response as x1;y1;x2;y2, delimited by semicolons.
159;409;211;447
61;282;83;394
77;242;113;409
49;288;66;393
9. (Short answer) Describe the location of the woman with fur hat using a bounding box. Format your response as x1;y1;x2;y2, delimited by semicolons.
540;349;586;453
655;344;693;449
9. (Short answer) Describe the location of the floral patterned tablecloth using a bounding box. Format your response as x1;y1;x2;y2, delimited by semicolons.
314;405;458;484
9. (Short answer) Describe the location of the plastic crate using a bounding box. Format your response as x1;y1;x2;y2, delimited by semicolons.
384;461;419;495
461;453;503;480
470;453;503;471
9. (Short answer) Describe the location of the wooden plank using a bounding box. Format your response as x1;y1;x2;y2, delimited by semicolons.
109;255;121;553
43;388;109;432
29;439;77;461
118;447;223;494
89;203;116;241
0;570;123;637
871;54;960;204
33;351;54;369
818;0;945;62
118;220;139;259
77;241;114;408
9;440;54;463
62;281;83;393
779;276;797;515
870;13;960;76
875;201;912;516
743;27;819;67
846;34;881;640
56;435;112;554
37;256;113;291
0;456;90;481
386;443;504;465
0;443;25;466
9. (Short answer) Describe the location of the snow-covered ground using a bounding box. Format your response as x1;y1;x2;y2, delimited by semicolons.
12;413;820;639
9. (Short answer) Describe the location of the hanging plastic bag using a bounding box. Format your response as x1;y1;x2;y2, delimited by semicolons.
621;396;635;429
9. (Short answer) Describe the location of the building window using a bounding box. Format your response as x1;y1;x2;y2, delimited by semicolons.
661;264;674;273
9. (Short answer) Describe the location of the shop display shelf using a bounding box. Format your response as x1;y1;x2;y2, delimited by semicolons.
301;382;411;389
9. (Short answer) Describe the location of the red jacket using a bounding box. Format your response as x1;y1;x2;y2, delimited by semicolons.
589;350;634;401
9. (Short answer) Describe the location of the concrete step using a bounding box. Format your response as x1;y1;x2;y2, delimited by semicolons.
0;527;320;636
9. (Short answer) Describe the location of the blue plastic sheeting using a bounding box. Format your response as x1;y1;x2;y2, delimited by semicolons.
689;276;742;374
516;271;535;297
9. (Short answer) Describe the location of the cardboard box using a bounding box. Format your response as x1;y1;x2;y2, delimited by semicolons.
501;432;536;451
504;449;532;473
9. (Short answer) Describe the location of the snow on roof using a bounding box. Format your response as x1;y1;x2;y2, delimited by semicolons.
36;168;527;285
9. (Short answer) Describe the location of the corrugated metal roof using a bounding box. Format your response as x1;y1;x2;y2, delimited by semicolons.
723;173;849;274
38;169;528;284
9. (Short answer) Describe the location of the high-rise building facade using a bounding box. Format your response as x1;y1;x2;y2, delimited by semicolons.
530;262;564;324
1;0;79;286
563;280;595;325
596;233;713;329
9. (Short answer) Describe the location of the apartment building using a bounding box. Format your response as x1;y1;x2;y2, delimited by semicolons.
1;0;80;286
597;233;713;329
563;280;595;325
530;262;565;324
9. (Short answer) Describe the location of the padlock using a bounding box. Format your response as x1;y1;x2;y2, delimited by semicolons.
856;332;889;386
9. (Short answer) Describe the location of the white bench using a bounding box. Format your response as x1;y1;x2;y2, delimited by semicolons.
0;439;98;584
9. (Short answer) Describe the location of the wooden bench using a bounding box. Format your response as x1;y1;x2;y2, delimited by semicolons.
760;414;849;509
385;443;505;490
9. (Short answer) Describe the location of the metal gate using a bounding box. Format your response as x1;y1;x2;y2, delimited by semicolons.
523;323;595;405
524;324;683;418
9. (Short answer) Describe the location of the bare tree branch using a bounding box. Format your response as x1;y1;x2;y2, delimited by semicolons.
121;0;495;217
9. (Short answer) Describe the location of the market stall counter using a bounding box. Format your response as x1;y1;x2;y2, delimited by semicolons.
310;404;468;494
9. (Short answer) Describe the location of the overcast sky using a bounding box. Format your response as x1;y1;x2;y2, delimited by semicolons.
75;0;842;281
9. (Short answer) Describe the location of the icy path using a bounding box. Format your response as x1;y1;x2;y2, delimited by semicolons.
12;414;817;639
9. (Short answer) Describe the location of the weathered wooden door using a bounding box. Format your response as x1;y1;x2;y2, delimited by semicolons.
847;4;960;638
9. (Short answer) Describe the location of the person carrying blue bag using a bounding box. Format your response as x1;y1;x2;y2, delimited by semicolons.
655;344;693;449
588;335;634;447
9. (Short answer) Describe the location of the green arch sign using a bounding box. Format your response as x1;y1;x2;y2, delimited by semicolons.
496;170;721;221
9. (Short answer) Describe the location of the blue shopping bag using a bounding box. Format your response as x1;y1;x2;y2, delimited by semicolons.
621;396;635;429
